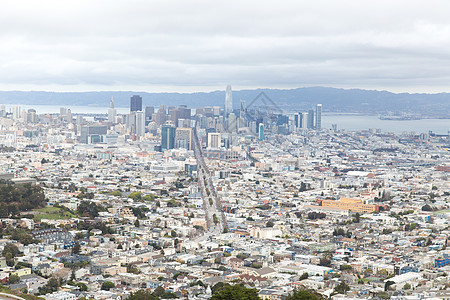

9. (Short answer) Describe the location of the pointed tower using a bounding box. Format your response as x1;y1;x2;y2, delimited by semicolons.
108;96;117;123
224;85;233;117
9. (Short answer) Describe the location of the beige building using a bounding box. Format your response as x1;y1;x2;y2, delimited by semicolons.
320;198;379;214
175;127;193;150
208;132;221;149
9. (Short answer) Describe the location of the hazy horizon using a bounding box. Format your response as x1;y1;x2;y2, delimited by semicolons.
2;85;450;95
3;1;450;94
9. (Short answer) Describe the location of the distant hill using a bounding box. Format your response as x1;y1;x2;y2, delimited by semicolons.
0;87;448;117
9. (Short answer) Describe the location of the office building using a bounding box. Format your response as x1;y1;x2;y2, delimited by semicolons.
152;105;167;126
80;125;107;144
294;113;305;129
27;109;38;123
175;127;193;150
224;85;233;117
208;132;221;148
178;105;191;120
315;104;322;130
145;106;154;123
135;111;145;137
319;198;379;214
307;109;315;129
240;100;246;117
161;124;176;151
258;123;264;141
228;112;237;132
213;106;221;116
130;95;142;112
12;106;21;120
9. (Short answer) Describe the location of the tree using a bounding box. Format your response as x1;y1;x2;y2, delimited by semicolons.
8;274;20;284
71;242;81;255
128;192;142;201
334;281;350;294
161;291;178;298
77;282;88;291
340;265;352;271
213;214;219;225
422;204;432;211
101;281;115;291
38;277;60;295
127;289;160;300
153;286;165;297
211;282;226;294
11;229;36;245
2;243;19;258
0;183;45;217
319;256;331;267
285;289;326;300
403;283;411;290
300;273;309;280
210;284;260;300
333;228;345;236
171;230;177;237
385;280;395;291
75;232;85;240
134;219;140;228
77;201;100;218
307;212;326;220
266;220;274;227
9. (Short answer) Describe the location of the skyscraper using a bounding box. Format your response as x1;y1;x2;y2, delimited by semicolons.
224;85;233;117
307;109;315;129
228;112;237;133
207;132;221;148
315;104;322;130
108;97;116;123
294;112;305;129
130;95;142;112
135;111;145;137
240;100;246;117
161;124;176;151
145;106;154;123
80;125;107;144
175;127;193;150
258;123;264;141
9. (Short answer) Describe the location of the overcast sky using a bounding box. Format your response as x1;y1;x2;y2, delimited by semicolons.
1;0;450;93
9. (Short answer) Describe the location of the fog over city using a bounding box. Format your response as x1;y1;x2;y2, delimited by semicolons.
2;1;450;93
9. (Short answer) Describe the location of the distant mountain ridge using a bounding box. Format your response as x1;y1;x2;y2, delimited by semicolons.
0;87;448;117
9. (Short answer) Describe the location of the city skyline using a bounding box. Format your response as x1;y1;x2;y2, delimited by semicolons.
0;2;448;299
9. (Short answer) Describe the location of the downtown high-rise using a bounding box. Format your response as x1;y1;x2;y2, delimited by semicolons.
315;104;322;130
130;95;143;112
224;85;233;117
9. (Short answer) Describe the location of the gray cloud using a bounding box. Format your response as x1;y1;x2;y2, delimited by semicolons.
1;0;450;92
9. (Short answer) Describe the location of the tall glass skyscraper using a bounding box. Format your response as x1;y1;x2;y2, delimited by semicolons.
224;85;233;116
307;109;315;129
315;104;322;130
161;124;176;150
258;123;264;141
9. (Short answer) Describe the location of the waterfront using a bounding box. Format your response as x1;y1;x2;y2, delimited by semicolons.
1;104;449;135
323;113;449;135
